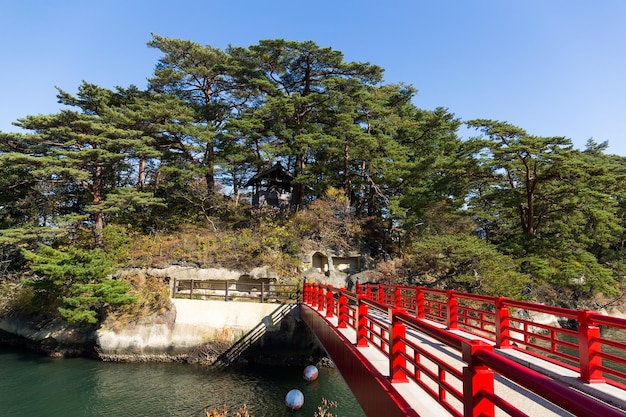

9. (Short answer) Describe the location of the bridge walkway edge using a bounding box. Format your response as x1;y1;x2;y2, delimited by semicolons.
301;304;426;417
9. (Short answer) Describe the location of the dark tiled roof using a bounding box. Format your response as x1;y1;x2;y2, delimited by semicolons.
244;162;294;187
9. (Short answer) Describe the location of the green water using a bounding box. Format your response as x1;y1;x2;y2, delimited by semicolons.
0;346;364;417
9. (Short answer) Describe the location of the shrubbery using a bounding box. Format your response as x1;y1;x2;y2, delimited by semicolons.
21;245;135;325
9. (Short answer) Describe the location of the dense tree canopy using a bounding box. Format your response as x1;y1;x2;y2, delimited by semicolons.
1;35;625;316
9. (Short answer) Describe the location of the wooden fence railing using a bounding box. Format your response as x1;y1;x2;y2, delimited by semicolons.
171;279;300;303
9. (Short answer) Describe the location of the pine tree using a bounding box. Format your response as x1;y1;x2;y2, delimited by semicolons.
2;82;164;247
466;120;622;306
231;39;384;210
22;245;134;324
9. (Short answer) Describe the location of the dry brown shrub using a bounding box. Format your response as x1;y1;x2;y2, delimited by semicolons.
370;258;407;284
0;280;34;315
204;404;250;417
104;271;173;328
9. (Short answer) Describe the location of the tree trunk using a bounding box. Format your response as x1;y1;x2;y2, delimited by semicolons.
138;158;146;191
93;211;104;248
290;151;306;211
91;164;104;248
204;143;215;201
343;137;352;208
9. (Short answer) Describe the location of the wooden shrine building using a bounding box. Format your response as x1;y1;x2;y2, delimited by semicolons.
245;162;294;210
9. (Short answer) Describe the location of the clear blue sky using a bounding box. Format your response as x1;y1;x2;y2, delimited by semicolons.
2;0;625;155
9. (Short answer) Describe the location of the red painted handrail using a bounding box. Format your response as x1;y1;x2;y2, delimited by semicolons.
476;348;626;417
302;282;626;417
352;281;626;387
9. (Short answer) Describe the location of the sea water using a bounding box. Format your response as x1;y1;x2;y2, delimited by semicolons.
0;346;364;417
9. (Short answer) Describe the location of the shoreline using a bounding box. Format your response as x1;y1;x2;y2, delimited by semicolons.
0;300;325;366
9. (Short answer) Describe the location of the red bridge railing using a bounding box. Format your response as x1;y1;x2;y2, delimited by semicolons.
302;282;626;417
352;282;626;387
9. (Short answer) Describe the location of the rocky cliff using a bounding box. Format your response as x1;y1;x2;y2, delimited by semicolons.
0;300;323;366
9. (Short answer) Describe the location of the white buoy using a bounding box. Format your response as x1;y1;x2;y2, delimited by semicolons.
285;389;304;410
303;365;319;382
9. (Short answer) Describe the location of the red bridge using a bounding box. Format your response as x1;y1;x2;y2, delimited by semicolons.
300;282;626;417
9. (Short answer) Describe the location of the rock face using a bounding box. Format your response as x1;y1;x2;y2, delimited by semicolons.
0;300;323;366
301;250;373;289
138;266;245;282
0;316;97;357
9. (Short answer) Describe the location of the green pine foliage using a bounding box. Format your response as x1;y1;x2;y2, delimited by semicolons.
22;245;135;324
405;234;531;300
465;120;626;307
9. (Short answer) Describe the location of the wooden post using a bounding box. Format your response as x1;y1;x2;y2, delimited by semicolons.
303;282;313;304
190;279;194;300
447;290;458;330
416;286;425;319
261;282;265;303
172;278;177;298
394;285;402;308
357;296;369;347
390;309;409;383
303;282;308;304
318;284;325;312
338;290;348;328
462;340;495;417
326;286;335;318
311;283;318;308
495;297;511;348
225;280;229;301
578;310;605;383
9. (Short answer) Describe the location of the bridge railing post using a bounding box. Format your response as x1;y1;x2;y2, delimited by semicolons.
495;297;512;348
302;282;309;304
462;340;495;417
317;284;325;312
365;283;372;299
394;285;402;308
338;289;348;328
447;289;458;330
310;283;318;308
390;309;409;383
309;282;315;305
578;310;605;383
326;285;335;318
189;279;194;300
416;286;425;319
357;296;369;347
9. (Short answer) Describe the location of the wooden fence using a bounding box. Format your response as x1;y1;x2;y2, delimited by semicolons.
171;279;300;303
